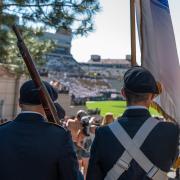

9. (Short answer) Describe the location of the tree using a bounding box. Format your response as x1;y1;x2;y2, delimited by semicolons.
0;27;55;73
0;0;100;71
1;0;100;35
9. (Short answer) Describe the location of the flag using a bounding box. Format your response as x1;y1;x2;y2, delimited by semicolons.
135;0;180;123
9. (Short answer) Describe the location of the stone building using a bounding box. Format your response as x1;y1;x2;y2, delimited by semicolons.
43;30;83;75
0;65;26;120
80;55;131;79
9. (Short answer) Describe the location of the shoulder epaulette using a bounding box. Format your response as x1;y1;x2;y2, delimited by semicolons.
0;121;12;127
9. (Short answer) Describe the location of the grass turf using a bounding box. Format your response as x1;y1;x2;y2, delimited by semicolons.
86;100;160;118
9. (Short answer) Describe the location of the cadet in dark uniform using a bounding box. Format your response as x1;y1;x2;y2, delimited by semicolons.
0;80;79;180
87;66;179;180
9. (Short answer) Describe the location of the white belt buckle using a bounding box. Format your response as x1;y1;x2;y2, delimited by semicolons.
117;159;129;171
147;166;159;178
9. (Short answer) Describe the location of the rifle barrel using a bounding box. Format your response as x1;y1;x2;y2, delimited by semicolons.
12;24;60;125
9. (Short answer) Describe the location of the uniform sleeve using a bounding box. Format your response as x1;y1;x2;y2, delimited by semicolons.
58;130;80;180
86;128;104;180
172;124;179;164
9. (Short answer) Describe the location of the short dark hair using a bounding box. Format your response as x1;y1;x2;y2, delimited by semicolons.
124;88;150;104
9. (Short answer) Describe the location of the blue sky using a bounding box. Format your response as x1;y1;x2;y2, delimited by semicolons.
71;0;180;63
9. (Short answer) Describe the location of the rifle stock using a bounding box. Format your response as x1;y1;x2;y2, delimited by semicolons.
12;24;60;125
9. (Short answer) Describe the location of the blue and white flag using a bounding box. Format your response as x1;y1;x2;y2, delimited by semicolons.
135;0;180;123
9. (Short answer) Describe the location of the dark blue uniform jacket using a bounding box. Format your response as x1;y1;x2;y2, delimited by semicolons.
0;113;79;180
87;109;179;180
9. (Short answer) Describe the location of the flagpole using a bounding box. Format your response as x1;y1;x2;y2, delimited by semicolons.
130;0;137;66
139;0;144;66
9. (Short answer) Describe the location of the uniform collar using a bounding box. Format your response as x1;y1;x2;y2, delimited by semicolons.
121;108;151;118
14;112;46;123
126;105;148;110
20;111;44;116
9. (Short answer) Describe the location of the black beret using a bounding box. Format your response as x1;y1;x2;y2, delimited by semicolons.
124;66;159;94
19;80;58;105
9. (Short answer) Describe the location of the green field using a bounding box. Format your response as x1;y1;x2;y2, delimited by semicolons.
86;100;160;117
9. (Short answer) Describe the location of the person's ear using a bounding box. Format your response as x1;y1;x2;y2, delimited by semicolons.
151;94;156;100
121;88;126;98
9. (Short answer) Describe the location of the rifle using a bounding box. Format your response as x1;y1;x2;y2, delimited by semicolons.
12;24;60;125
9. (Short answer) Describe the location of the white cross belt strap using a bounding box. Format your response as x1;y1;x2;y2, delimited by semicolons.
105;118;168;180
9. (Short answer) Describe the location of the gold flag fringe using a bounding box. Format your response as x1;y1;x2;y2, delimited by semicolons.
150;101;175;122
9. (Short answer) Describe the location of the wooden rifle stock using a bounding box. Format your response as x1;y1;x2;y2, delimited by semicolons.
12;24;60;125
